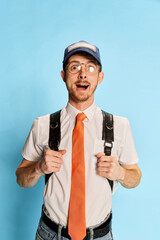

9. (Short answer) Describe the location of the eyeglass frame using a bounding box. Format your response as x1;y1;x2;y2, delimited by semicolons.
65;61;99;74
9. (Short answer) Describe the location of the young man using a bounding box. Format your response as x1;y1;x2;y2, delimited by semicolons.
16;41;142;240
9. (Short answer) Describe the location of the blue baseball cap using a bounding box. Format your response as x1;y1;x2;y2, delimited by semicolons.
63;41;102;70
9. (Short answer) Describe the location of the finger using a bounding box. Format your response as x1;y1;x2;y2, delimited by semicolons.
45;149;63;158
50;162;62;168
97;161;112;167
49;161;63;172
96;152;105;158
97;156;112;163
44;154;63;164
51;157;63;164
44;166;61;174
43;162;62;173
97;171;112;179
97;165;112;171
59;149;66;155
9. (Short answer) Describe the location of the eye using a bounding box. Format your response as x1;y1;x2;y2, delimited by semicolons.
72;65;78;70
70;64;81;72
87;63;96;72
88;66;94;72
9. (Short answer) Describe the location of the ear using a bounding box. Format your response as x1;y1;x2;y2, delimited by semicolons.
98;72;104;85
61;70;66;82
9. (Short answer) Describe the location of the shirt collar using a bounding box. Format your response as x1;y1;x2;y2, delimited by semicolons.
66;102;96;121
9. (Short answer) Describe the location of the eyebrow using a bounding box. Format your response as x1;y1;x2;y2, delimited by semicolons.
68;60;97;65
68;61;80;64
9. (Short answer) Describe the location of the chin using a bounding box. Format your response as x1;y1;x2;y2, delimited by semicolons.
72;94;91;103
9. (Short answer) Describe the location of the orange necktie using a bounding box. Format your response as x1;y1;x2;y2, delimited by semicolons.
68;113;87;240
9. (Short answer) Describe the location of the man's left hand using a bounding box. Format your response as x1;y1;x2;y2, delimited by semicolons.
96;152;125;181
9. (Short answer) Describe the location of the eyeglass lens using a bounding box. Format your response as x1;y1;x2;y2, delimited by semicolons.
68;62;97;73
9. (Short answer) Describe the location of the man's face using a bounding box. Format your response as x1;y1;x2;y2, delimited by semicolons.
61;54;104;105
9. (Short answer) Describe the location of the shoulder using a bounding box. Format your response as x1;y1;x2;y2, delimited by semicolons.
33;108;66;124
29;114;50;140
113;115;129;128
32;108;66;129
96;107;129;127
32;114;50;128
96;107;130;138
113;115;133;143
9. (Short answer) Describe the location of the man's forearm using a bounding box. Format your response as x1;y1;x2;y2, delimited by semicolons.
16;161;43;188
118;166;142;188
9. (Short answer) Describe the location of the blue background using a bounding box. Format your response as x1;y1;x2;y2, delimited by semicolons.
0;0;160;239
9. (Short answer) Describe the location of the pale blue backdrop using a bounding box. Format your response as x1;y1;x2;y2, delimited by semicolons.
0;0;160;239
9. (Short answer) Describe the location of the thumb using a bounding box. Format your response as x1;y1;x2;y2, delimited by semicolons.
96;152;105;158
59;149;66;155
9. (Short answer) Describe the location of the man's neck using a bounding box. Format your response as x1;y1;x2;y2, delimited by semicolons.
68;99;94;111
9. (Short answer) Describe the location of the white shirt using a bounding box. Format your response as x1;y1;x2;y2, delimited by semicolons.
22;102;139;228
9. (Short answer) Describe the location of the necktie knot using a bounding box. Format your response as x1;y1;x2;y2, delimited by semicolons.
76;112;86;122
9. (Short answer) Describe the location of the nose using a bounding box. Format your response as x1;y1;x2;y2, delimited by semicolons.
78;65;87;80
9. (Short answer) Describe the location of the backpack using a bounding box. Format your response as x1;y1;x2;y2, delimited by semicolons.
45;110;114;191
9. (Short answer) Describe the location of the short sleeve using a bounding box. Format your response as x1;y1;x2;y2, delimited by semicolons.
21;118;44;162
118;118;139;165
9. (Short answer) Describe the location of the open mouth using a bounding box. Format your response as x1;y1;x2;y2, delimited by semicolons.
76;84;89;90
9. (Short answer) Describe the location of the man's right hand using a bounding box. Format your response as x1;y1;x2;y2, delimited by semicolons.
16;149;66;188
37;149;66;174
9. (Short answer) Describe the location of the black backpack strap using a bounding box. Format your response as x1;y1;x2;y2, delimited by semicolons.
102;110;114;192
45;110;61;184
46;109;114;191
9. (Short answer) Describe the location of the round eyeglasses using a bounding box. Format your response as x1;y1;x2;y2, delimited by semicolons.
66;61;98;74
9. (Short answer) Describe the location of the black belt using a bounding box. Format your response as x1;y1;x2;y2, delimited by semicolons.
41;209;112;239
